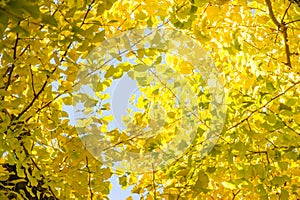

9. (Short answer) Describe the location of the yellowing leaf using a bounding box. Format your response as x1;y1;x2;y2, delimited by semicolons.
222;181;238;190
62;96;73;105
294;113;300;124
194;172;209;190
103;168;112;179
94;30;105;43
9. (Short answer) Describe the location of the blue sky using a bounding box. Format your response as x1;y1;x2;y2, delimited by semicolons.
63;73;141;199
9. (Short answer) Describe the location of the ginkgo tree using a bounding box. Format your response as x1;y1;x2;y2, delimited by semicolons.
0;0;300;199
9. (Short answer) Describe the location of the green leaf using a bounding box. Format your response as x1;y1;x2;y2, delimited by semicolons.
10;26;30;36
134;64;148;72
104;65;116;78
111;53;122;61
177;140;188;150
94;30;105;42
22;3;40;19
0;10;8;24
16;166;26;178
167;112;175;118
254;164;266;178
256;184;267;195
271;175;290;187
42;14;58;27
280;189;289;200
119;175;127;187
194;172;209;190
136;76;147;86
279;103;292;111
266;80;276;92
0;89;9;96
84;98;98;108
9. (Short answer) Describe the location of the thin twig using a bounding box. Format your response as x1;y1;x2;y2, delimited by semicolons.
229;81;300;130
281;3;292;23
4;32;19;91
86;157;94;200
286;19;300;25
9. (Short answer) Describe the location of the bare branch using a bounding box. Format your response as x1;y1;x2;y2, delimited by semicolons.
29;65;37;97
282;25;292;69
265;0;280;27
281;3;292;23
86;157;94;200
286;19;300;25
265;0;293;69
4;32;19;91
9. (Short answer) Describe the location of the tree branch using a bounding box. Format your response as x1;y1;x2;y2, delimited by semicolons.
286;19;300;25
282;25;292;69
13;0;96;122
232;190;241;200
265;0;280;27
265;0;293;69
15;75;49;121
246;150;270;164
4;32;19;91
86;156;94;200
281;3;292;23
229;80;300;130
29;65;37;96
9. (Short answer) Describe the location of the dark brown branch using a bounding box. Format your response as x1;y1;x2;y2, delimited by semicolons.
246;150;270;164
29;65;37;96
281;3;292;23
15;75;49;121
265;0;293;69
232;190;241;200
4;32;19;91
282;25;292;69
265;138;277;148
86;157;94;200
265;0;280;27
286;19;300;25
81;0;95;27
26;89;66;122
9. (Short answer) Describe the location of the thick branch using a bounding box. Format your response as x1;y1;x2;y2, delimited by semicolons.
265;0;293;69
282;25;292;69
265;0;280;27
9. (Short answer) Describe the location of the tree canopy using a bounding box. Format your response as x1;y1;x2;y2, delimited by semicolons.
0;0;300;199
